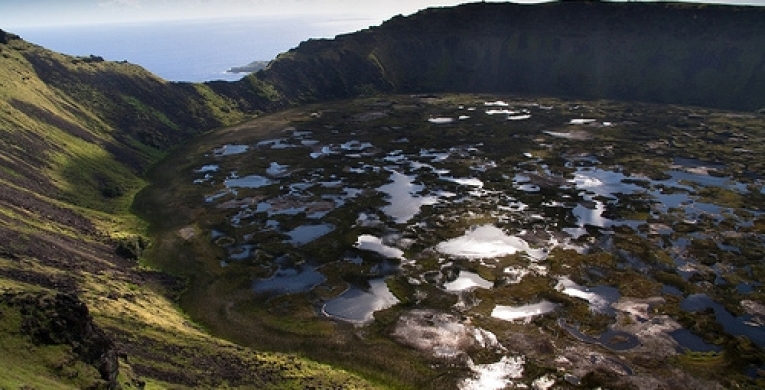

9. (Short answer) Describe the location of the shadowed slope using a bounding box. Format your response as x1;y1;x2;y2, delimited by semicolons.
247;1;765;111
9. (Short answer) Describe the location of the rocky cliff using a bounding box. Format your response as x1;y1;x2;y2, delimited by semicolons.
248;1;765;111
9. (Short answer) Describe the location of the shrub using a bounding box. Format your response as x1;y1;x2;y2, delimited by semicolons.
115;236;149;260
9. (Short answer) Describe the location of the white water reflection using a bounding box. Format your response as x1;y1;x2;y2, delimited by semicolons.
322;278;399;324
420;149;450;162
443;271;493;292
379;171;438;223
393;310;503;358
442;176;484;188
569;119;596;125
517;184;540;192
356;235;404;260
571;168;643;197
556;277;620;315
571;202;608;228
486;109;518;115
437;225;541;259
341;140;374;151
491;301;558;321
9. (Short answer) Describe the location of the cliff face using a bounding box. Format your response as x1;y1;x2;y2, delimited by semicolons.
252;1;765;111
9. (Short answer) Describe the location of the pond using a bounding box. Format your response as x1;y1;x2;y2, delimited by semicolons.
214;144;248;156
670;329;722;353
284;224;335;246
252;265;326;295
378;171;439;224
224;174;274;189
491;301;559;322
443;270;493;292
437;225;542;260
322;278;399;324
556;277;620;315
355;235;405;260
681;294;765;347
558;319;640;352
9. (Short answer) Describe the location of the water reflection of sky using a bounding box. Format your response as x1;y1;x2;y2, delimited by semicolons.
187;100;765;358
323;278;399;324
285;224;335;246
437;225;541;259
670;329;722;353
491;301;558;322
253;265;326;295
443;270;493;292
224;174;274;189
681;294;765;347
214;144;248;156
571;168;644;198
356;234;404;260
557;277;620;315
666;170;747;192
379;171;438;224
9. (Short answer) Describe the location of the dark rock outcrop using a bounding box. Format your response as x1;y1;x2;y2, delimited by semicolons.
7;292;120;389
0;28;20;44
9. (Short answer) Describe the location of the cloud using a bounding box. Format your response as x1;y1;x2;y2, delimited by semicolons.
98;0;143;8
2;0;764;29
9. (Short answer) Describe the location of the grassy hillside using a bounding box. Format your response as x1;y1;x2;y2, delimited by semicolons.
0;30;375;389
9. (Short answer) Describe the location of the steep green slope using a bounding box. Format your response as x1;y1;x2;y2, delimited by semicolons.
247;1;765;111
0;30;375;388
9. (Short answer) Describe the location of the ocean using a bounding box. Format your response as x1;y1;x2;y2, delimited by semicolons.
11;16;378;82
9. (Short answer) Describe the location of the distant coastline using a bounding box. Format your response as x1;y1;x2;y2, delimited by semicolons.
9;16;367;82
227;60;270;74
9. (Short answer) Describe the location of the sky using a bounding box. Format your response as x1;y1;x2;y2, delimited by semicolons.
1;0;764;29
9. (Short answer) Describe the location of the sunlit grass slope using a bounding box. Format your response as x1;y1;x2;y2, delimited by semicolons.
0;30;376;388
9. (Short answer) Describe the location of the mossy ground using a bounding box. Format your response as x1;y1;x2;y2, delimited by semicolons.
138;93;765;388
4;22;765;387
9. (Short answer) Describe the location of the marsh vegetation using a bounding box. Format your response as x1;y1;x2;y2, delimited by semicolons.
140;94;765;389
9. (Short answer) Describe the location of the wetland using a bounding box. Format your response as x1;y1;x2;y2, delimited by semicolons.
139;94;765;389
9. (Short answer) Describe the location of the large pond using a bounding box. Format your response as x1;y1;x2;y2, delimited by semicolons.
322;278;399;324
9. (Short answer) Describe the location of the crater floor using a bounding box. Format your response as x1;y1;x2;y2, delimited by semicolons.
143;94;765;389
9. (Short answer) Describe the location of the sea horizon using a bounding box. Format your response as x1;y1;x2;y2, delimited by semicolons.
9;15;379;82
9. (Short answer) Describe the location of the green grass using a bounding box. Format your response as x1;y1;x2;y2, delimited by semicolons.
0;299;105;389
0;37;384;389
